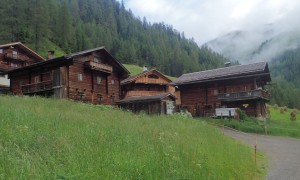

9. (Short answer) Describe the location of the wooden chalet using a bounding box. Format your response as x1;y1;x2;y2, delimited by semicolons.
6;47;129;105
0;42;45;92
171;62;271;117
119;69;177;114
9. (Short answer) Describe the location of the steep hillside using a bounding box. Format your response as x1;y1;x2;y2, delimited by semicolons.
0;0;227;77
0;96;265;179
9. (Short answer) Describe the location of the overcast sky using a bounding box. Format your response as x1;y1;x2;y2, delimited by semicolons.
120;0;300;45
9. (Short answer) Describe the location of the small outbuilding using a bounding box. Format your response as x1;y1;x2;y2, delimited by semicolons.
119;69;177;114
119;93;176;115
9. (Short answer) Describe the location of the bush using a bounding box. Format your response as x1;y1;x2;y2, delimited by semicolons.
283;106;288;112
274;104;278;109
293;109;298;114
279;107;285;114
237;108;246;121
290;111;297;121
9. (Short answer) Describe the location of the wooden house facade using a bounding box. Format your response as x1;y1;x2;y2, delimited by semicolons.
6;47;129;105
119;69;176;114
0;42;45;92
171;62;271;117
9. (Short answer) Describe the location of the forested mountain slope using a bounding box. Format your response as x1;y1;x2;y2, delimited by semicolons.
267;47;300;108
0;0;227;77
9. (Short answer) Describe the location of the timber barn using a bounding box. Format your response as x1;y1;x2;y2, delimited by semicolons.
119;69;177;114
171;62;271;117
0;42;45;93
6;47;129;105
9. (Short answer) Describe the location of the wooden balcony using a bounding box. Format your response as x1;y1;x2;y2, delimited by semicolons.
4;53;29;62
218;89;270;101
85;61;112;73
21;80;53;94
125;90;164;98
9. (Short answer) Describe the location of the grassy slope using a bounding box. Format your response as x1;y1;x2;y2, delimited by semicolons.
205;106;300;138
267;106;300;137
0;96;264;179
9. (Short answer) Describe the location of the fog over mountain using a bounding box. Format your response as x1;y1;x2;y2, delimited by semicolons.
206;15;300;63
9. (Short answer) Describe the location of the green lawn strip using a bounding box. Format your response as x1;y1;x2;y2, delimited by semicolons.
0;95;263;179
203;105;300;138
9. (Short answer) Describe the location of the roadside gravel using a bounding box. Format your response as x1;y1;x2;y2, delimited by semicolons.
223;128;300;180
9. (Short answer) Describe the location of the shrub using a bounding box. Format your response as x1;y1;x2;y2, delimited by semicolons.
283;106;288;112
290;111;297;121
293;109;298;114
274;104;278;109
237;108;246;121
279;107;284;114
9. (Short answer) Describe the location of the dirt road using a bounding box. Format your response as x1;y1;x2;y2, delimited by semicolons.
223;128;300;180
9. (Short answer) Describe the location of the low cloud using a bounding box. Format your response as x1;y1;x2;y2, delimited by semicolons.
123;0;300;45
121;0;300;62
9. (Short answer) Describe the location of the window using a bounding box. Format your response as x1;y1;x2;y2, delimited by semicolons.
34;76;41;83
97;76;102;84
78;73;83;81
213;89;218;95
10;63;18;68
148;74;159;79
94;57;100;63
97;94;103;104
77;57;86;62
12;51;18;59
0;49;3;54
111;80;115;85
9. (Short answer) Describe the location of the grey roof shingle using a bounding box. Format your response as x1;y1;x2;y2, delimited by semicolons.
172;62;270;85
118;93;175;104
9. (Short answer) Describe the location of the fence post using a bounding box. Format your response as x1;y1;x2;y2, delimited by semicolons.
254;136;257;164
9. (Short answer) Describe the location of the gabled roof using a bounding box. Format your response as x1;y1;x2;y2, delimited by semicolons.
121;69;172;85
172;62;271;85
118;93;175;104
65;47;129;74
5;47;129;75
0;42;45;62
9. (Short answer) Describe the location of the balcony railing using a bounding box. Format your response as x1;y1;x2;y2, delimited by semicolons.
21;80;53;94
125;90;163;98
218;89;270;101
85;61;112;73
4;53;29;61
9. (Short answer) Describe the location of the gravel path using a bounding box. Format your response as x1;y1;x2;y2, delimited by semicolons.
223;128;300;180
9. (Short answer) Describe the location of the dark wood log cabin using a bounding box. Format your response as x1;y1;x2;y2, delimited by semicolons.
6;47;129;105
119;69;177;114
171;62;271;117
0;42;45;92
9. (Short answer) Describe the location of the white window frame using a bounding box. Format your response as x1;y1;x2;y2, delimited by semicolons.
78;73;83;81
97;76;102;84
12;51;18;59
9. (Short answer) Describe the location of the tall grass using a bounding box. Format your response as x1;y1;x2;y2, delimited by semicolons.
0;96;264;179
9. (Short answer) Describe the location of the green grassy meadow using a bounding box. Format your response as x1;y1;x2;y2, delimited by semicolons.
206;105;300;138
0;96;264;179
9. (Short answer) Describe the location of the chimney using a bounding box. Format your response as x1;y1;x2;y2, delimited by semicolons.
47;51;55;60
143;65;148;72
224;62;231;67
